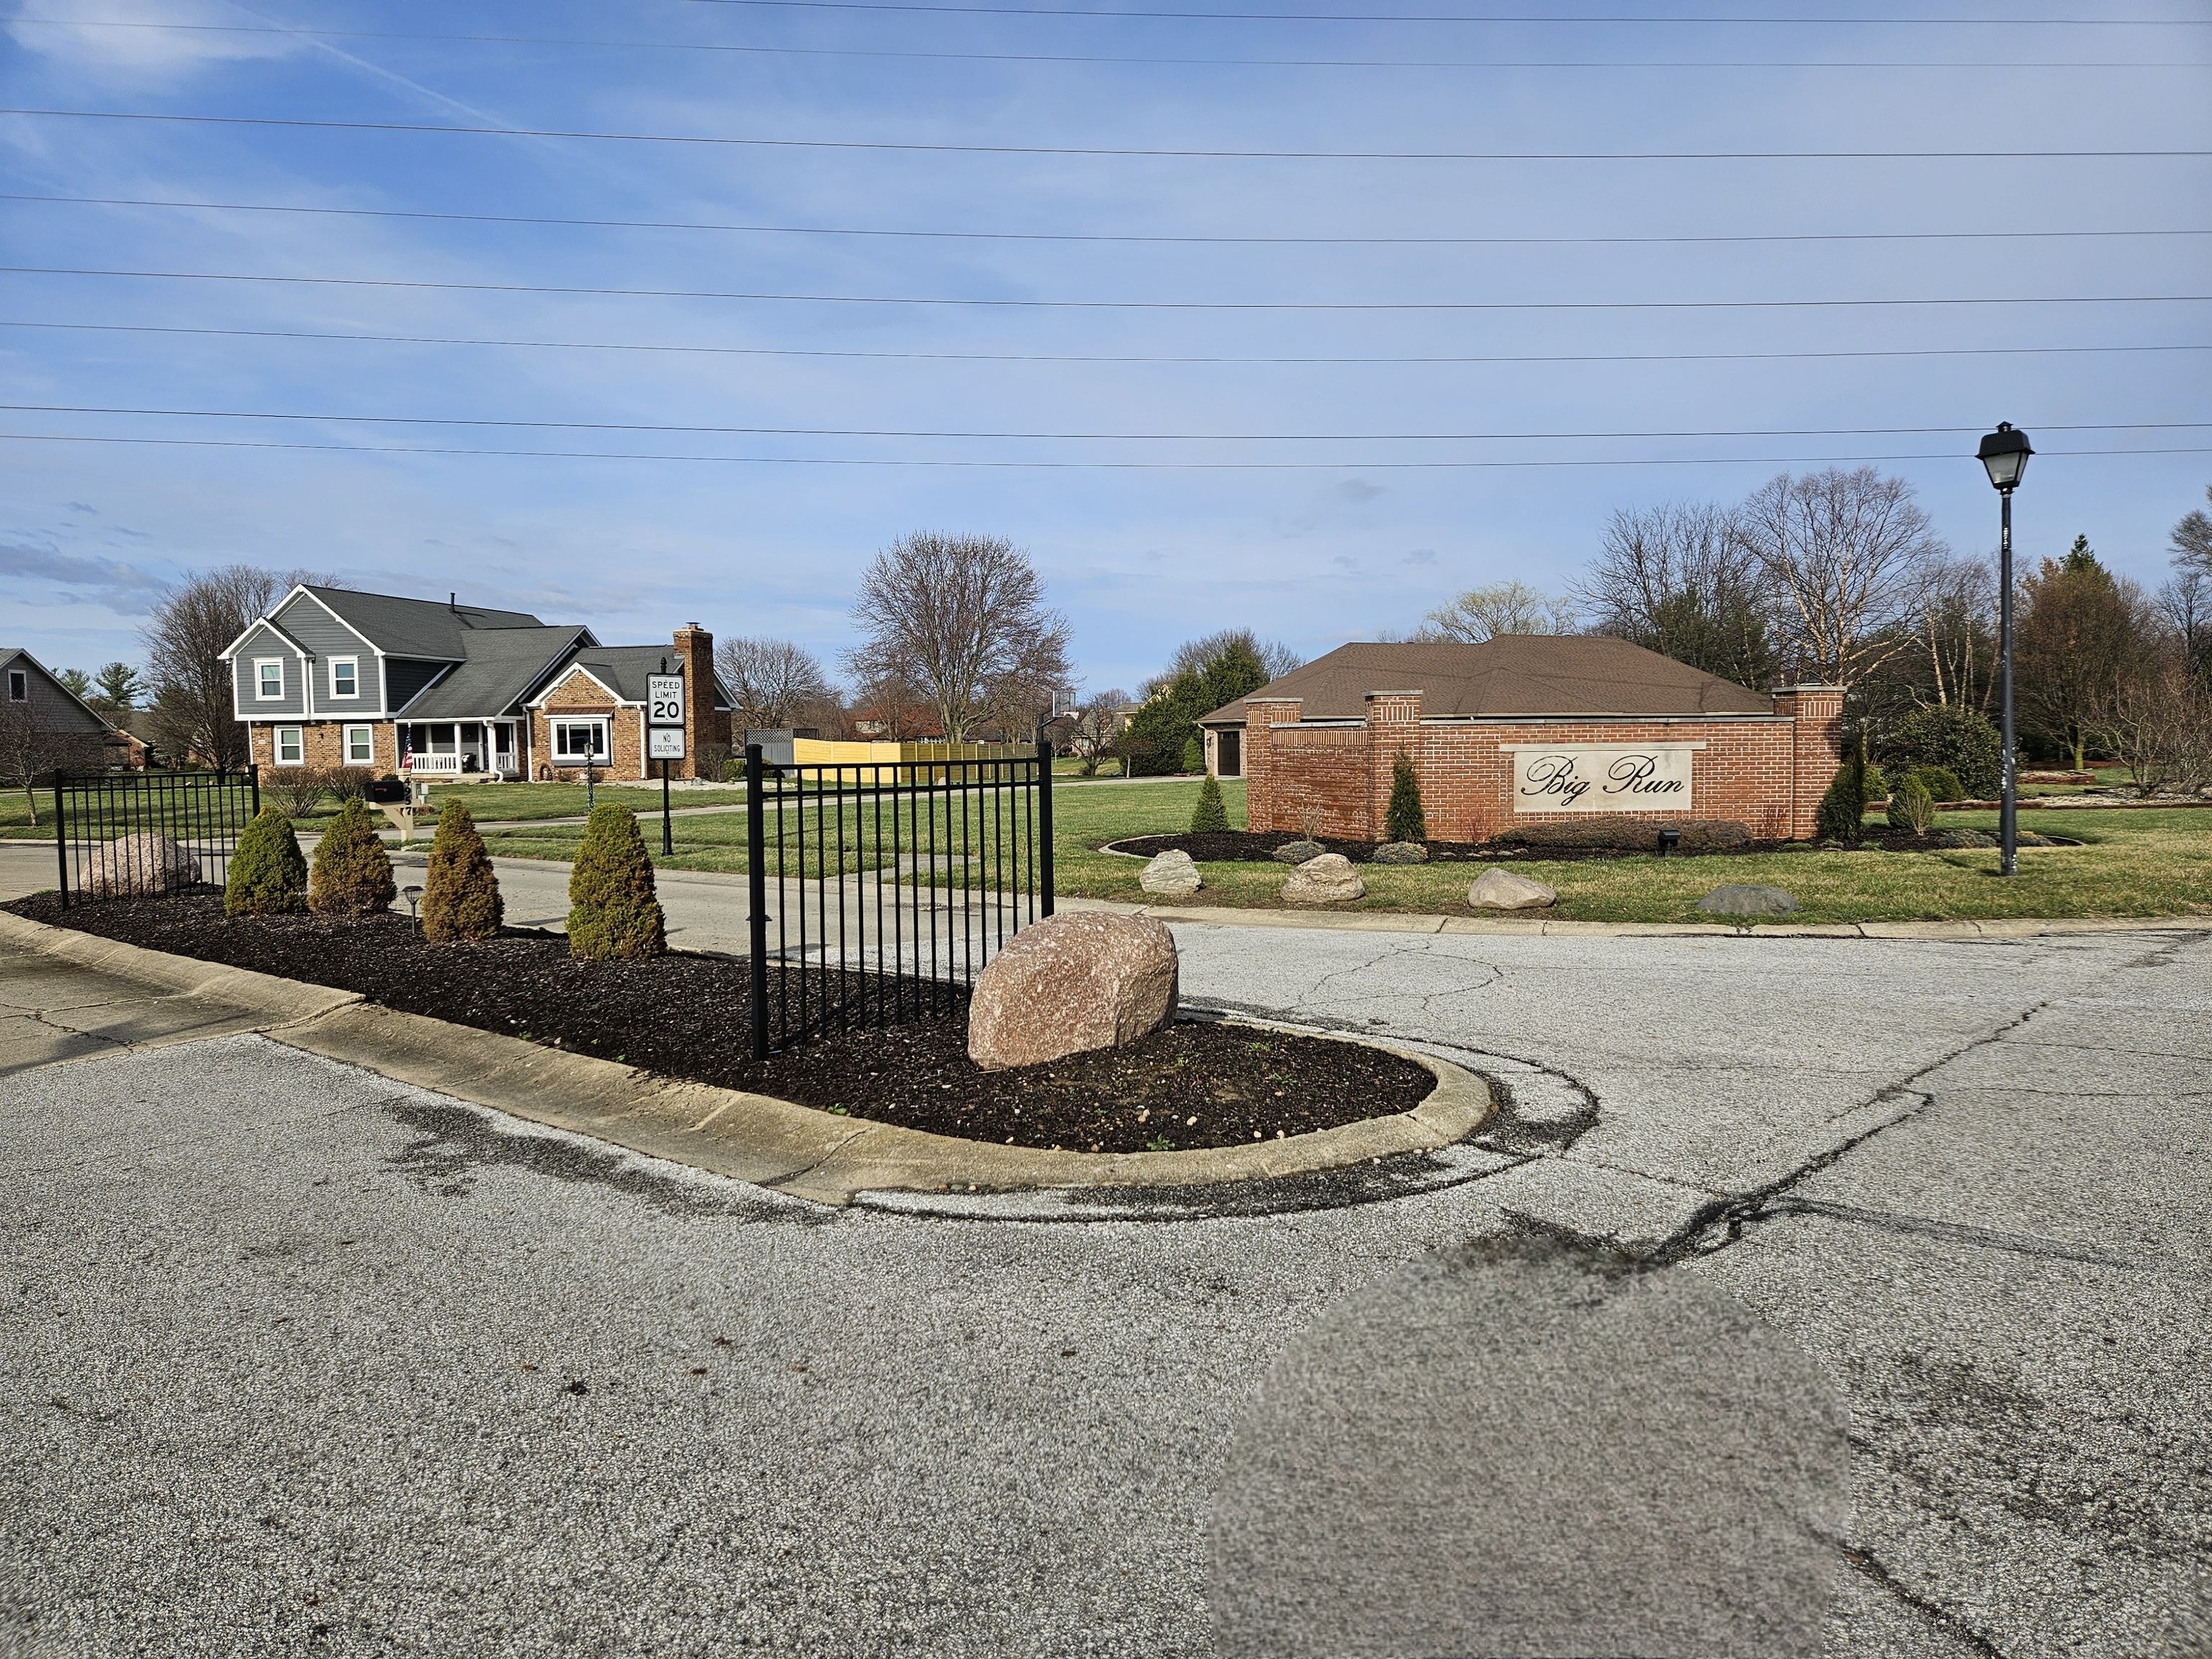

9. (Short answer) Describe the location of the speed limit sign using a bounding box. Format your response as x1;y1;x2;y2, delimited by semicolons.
646;673;685;728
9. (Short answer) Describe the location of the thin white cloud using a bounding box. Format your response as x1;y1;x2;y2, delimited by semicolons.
7;0;299;76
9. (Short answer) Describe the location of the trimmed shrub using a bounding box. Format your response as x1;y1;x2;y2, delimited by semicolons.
421;799;503;942
225;806;307;915
721;758;745;783
1887;773;1936;836
1815;756;1868;842
1862;764;1887;803
1384;749;1427;845
1180;735;1203;774
566;805;665;960
1882;706;2002;800
1907;765;1965;803
308;796;397;917
1190;773;1229;833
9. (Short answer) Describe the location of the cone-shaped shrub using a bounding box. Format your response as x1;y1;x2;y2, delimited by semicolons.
566;804;665;960
1190;772;1229;833
1815;755;1867;842
1180;735;1203;774
421;799;503;942
1384;748;1427;845
308;796;397;917
1887;773;1936;836
225;806;307;916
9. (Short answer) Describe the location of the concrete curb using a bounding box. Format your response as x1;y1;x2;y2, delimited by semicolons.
0;909;1491;1206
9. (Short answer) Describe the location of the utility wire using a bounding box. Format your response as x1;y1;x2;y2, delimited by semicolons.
665;0;2208;24
6;18;2195;68
9;266;2205;312
9;109;2207;162
12;320;2206;369
12;193;2206;250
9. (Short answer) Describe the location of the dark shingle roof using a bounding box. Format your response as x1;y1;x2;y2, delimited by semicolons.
1197;637;1773;725
302;585;545;660
395;627;593;718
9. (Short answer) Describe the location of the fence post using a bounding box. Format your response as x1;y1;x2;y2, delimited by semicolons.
248;763;261;817
1035;732;1055;918
52;772;68;909
745;743;770;1061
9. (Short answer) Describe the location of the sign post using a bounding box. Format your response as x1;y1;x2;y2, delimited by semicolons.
646;669;686;857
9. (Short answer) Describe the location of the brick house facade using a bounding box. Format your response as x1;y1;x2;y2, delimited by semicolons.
1203;639;1845;844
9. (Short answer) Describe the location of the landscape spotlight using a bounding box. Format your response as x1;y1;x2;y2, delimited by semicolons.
402;884;423;932
1976;422;2033;878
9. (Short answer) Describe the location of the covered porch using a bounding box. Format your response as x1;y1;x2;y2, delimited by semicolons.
400;720;521;777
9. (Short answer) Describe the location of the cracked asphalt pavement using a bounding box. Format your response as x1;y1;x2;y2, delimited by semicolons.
1;923;2207;1656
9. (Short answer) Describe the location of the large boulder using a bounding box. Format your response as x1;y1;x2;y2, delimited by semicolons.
1270;839;1326;865
1282;853;1364;904
1696;884;1799;917
1140;848;1202;896
1468;868;1556;911
967;912;1179;1071
81;833;201;899
1371;841;1429;865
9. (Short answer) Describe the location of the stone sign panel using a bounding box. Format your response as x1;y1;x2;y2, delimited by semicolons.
1504;742;1701;814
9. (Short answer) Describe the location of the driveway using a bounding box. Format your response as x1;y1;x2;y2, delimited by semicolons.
0;920;2205;1656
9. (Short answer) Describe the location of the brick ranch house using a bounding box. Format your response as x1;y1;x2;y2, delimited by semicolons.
220;586;734;783
1197;637;1845;844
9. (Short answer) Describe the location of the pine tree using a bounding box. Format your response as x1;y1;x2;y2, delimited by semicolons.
566;805;665;959
1384;749;1427;845
225;806;307;915
307;796;397;917
1887;773;1936;836
421;799;503;942
1190;773;1229;833
1815;755;1867;842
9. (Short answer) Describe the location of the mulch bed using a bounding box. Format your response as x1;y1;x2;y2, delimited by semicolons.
1107;827;2080;864
7;891;1432;1155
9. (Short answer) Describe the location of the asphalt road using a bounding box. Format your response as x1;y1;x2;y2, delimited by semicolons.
1;922;2206;1657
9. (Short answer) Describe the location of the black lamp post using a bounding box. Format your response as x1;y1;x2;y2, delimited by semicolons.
1977;421;2033;877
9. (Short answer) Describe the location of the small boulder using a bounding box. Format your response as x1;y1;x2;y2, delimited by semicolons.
81;833;201;899
968;912;1179;1071
1467;868;1556;911
1696;884;1799;917
1271;839;1326;865
1371;841;1429;865
1282;853;1364;904
1140;848;1202;896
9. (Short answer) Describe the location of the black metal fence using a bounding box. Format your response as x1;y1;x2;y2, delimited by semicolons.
746;737;1053;1057
52;768;261;907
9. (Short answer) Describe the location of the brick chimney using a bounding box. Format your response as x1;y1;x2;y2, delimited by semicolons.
671;624;726;780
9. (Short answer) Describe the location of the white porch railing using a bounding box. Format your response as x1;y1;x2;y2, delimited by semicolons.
402;755;520;775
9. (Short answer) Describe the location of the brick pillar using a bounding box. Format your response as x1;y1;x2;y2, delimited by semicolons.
1364;691;1424;840
1774;685;1845;840
672;624;725;780
1244;698;1303;832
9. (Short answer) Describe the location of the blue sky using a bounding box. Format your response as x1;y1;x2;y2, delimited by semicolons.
3;0;2208;694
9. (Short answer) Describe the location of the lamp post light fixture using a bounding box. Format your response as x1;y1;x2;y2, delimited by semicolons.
400;884;424;933
1977;421;2033;878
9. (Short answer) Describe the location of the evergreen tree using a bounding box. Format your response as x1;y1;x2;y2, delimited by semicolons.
566;805;665;959
1180;734;1203;773
225;806;307;915
1815;755;1867;842
307;796;397;917
1887;773;1936;835
1190;773;1228;834
1384;749;1427;844
1882;706;2002;799
421;799;504;942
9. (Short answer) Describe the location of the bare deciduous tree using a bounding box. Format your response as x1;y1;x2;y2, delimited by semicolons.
714;636;836;732
1414;580;1581;643
140;565;341;770
2088;652;2212;797
1154;629;1301;693
845;532;1071;744
1733;467;1946;688
0;698;76;825
1575;500;1776;686
2171;484;2212;580
1066;688;1130;776
1909;554;2000;711
2016;541;2161;770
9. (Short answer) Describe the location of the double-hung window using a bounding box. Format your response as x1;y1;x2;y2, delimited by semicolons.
343;725;374;766
6;669;24;703
274;727;305;765
255;659;284;701
330;657;359;698
553;719;608;764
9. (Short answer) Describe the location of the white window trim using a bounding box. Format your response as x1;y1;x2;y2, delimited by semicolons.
552;717;611;764
6;669;25;703
254;658;287;701
274;727;305;766
342;724;375;765
329;656;361;699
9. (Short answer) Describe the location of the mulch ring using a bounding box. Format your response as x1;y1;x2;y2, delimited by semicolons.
7;890;1432;1156
1106;827;2081;865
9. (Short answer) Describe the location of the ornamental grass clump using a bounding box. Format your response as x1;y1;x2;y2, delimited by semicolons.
566;804;665;960
1385;748;1427;845
1887;773;1936;837
225;806;307;916
307;796;397;918
1190;773;1229;833
421;799;503;943
1815;755;1868;842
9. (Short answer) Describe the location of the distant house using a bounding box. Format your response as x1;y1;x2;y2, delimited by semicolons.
0;647;123;778
850;704;945;740
218;586;735;782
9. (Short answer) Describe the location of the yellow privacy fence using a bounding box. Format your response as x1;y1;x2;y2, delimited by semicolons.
786;739;1034;784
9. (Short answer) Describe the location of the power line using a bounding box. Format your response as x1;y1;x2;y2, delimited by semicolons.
6;18;2195;69
11;322;2208;369
10;109;2207;162
10;403;2206;444
10;266;2206;312
4;431;2205;469
12;193;2206;251
667;0;2208;23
